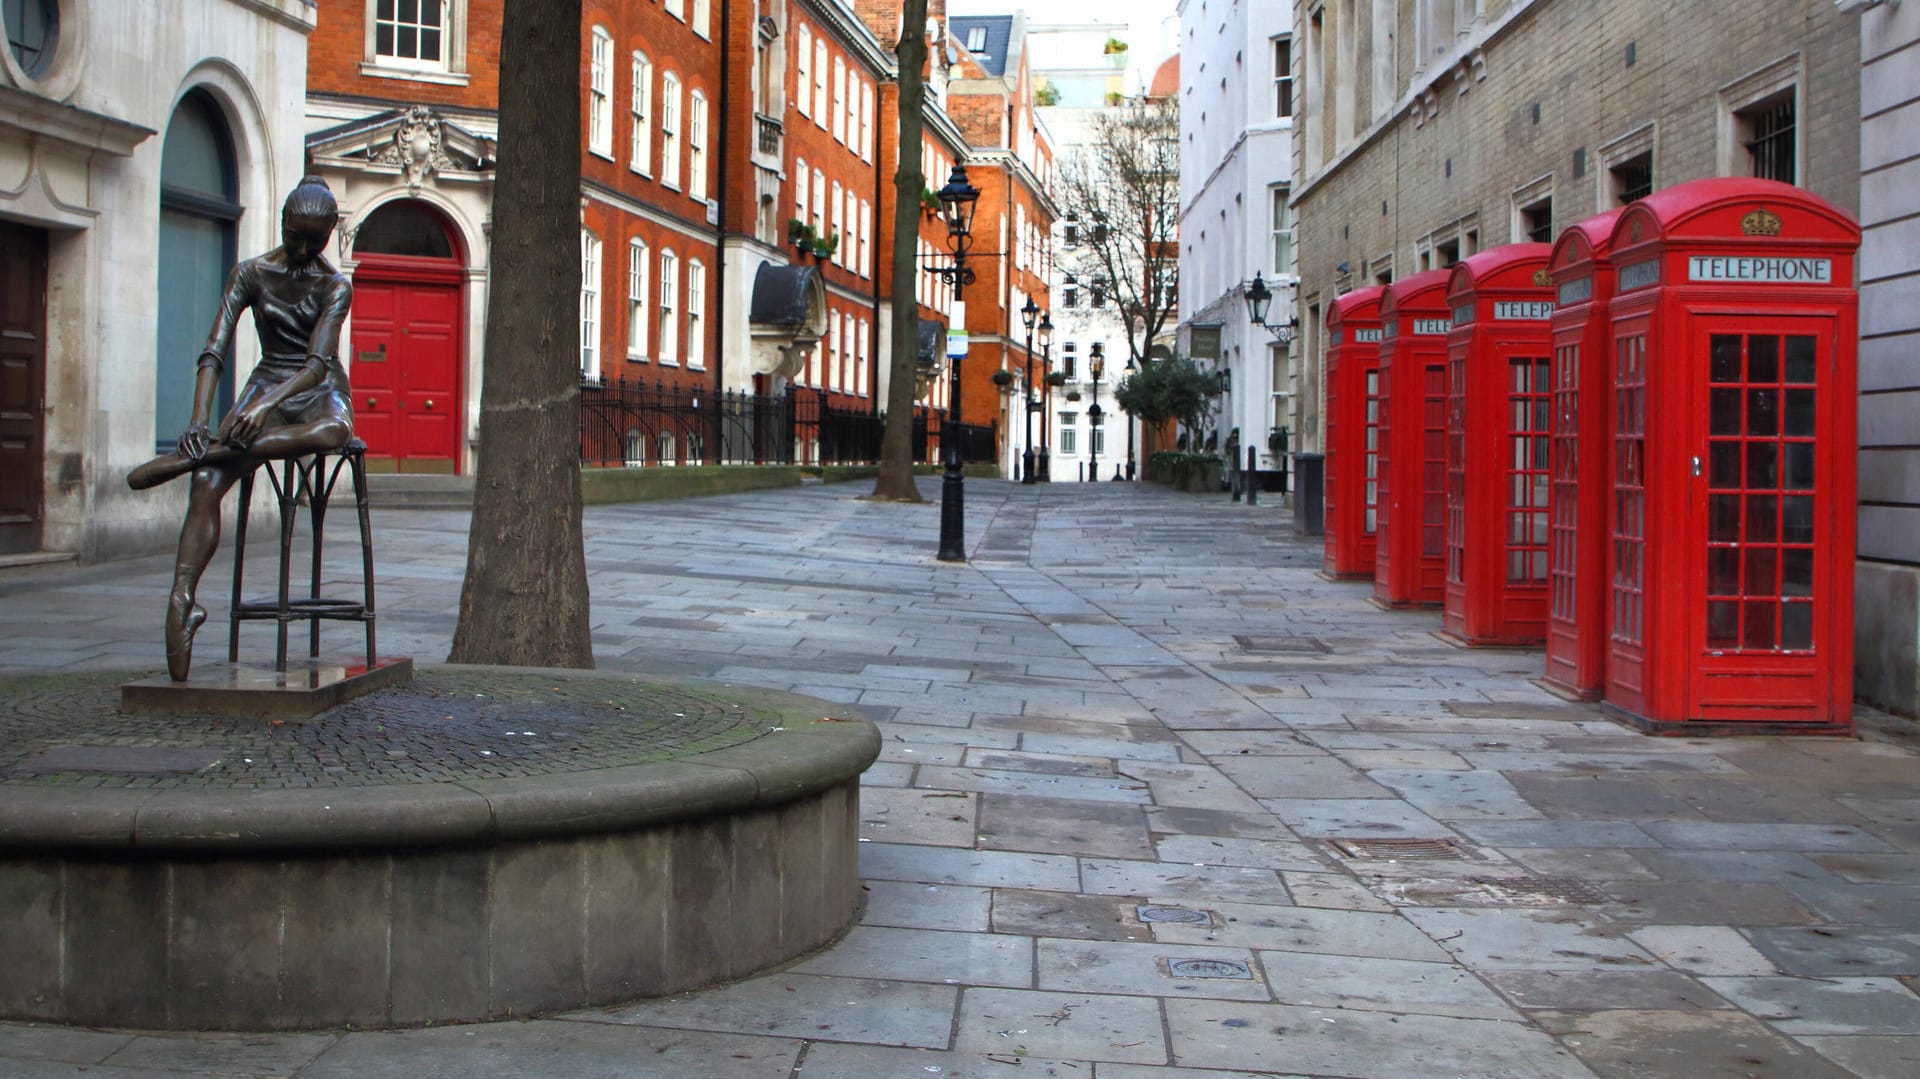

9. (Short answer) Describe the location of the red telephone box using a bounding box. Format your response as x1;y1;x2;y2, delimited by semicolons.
1325;287;1386;578
1441;244;1555;645
1373;269;1453;608
1542;209;1624;697
1604;177;1859;734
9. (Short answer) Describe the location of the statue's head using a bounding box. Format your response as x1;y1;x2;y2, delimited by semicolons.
281;176;339;269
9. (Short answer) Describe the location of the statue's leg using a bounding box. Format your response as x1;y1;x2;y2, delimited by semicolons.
237;418;351;461
165;462;244;681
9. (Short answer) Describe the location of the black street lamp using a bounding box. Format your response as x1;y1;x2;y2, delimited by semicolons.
1244;270;1297;345
1123;355;1138;480
932;164;981;563
1019;295;1040;484
1037;312;1054;481
1087;344;1105;483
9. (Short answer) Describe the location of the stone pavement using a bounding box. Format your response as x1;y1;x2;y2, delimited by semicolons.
2;477;1918;1078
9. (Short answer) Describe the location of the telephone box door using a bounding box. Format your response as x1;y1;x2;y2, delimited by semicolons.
1690;318;1833;717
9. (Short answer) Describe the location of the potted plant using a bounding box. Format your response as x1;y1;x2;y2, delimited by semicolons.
919;188;942;217
1045;371;1068;387
788;219;816;258
809;231;839;262
1267;425;1288;458
1103;37;1129;70
991;369;1015;389
1065;390;1082;402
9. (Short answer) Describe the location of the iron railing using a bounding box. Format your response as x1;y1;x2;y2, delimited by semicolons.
579;377;997;469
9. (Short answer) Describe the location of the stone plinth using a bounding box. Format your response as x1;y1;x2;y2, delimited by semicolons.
0;667;879;1031
119;657;415;719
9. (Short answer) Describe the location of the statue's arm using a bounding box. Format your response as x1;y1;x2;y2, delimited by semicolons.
221;275;351;447
178;263;254;456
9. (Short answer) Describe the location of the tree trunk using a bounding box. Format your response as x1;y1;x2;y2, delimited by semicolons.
447;2;594;669
870;0;930;503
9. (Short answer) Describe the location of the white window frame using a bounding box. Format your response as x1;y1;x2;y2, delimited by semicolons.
1718;54;1802;185
813;39;829;128
658;249;680;365
688;90;709;200
832;57;847;143
1598;122;1657;210
581;229;602;379
795;24;812;118
660;71;682;190
794;158;808;221
811;167;825;233
691;0;710;39
627;238;650;358
365;0;468;82
859;199;871;277
1511;173;1555;245
588;26;614;159
1272;35;1293;119
830;180;844;265
1269;185;1292;276
860;82;874;161
857;317;870;395
828;314;842;391
665;0;685;21
686;259;706;369
630;52;653;175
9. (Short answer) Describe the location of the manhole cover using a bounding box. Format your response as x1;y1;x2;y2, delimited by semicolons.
1166;958;1252;979
1233;635;1330;654
1327;837;1474;861
1137;905;1211;925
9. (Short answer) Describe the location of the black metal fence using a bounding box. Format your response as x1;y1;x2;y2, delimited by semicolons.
579;377;996;468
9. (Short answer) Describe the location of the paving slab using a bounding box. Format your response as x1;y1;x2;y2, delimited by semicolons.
1746;926;1920;976
1037;938;1272;1002
952;988;1167;1065
1278;871;1397;912
857;787;979;847
858;842;1082;891
1703;976;1920;1035
1794;1035;1920;1078
1150;834;1328;872
589;973;957;1049
300;1022;802;1079
1484;969;1732;1012
1259;797;1458;838
859;881;992;933
790;1043;1084;1077
1145;900;1450;962
1163;999;1592;1077
99;1032;336;1076
0;1025;136;1065
976;794;1154;859
1627;925;1782;977
1258;950;1519;1020
790;925;1033;988
1366;767;1546;820
1402;908;1658;971
1539;1008;1860;1078
1079;858;1287;906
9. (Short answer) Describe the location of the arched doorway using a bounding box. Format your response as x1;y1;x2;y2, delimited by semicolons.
350;198;465;473
153;88;240;452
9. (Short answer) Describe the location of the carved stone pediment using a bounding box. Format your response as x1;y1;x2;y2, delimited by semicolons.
307;107;495;193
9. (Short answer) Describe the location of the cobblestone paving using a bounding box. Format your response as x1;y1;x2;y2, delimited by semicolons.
0;669;775;789
1;477;1917;1078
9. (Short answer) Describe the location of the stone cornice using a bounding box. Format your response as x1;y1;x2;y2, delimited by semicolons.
0;85;154;157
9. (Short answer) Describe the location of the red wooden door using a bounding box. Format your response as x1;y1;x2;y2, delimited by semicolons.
350;262;462;473
0;223;46;555
1689;318;1831;717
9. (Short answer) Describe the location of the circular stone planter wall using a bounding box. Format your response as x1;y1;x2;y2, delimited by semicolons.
0;667;879;1031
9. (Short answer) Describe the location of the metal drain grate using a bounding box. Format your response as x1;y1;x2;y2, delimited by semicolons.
1165;958;1253;979
1327;837;1474;861
1137;905;1211;925
1233;634;1330;654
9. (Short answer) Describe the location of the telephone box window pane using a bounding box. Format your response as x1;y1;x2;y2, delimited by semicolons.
1745;547;1778;595
1709;548;1739;594
1710;441;1741;487
1784;442;1814;490
1710;335;1741;382
1746;496;1778;543
1780;601;1813;650
1746;442;1778;489
1782;547;1813;596
1710;495;1741;541
1744;599;1778;650
1785;389;1815;436
1747;388;1779;436
1785;336;1816;383
1748;334;1779;383
1708;601;1739;648
1710;389;1741;435
1782;496;1813;543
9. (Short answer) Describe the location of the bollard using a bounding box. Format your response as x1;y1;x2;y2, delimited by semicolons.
1247;446;1258;505
937;450;966;562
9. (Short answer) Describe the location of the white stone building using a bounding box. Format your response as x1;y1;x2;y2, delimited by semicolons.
1850;0;1920;717
0;0;316;562
1173;0;1294;480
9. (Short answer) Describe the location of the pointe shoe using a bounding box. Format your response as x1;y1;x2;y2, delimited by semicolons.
129;453;194;491
165;599;207;682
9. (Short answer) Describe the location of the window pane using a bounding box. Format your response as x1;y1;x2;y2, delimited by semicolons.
1747;388;1779;436
1782;547;1813;596
1785;388;1815;436
1710;441;1741;487
1784;442;1814;490
1709;494;1741;541
1710;388;1741;435
1710;335;1741;383
1785;336;1816;383
1780;601;1813;650
1746;442;1778;489
1782;495;1813;543
1745;495;1777;542
1744;547;1777;596
1747;334;1779;382
1709;547;1738;594
1708;600;1739;648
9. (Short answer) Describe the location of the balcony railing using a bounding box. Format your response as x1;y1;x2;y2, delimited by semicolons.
754;114;783;159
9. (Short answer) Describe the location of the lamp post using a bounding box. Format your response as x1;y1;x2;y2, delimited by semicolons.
1037;312;1054;481
1123;355;1138;480
1018;296;1040;483
1087;344;1104;483
931;164;980;562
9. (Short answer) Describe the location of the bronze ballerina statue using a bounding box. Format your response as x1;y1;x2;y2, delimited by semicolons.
129;176;354;681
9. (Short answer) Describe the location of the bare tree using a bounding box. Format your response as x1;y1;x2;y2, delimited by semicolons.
870;0;929;503
448;2;594;668
1055;95;1180;367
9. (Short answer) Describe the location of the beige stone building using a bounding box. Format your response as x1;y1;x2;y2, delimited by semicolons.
1287;0;1859;454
